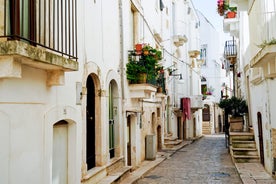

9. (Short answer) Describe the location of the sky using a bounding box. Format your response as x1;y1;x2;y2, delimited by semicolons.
192;0;224;31
192;0;232;50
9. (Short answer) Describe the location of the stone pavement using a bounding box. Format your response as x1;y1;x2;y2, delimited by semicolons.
119;134;276;184
235;163;276;184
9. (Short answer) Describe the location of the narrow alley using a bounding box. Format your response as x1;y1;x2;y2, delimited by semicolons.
136;134;241;184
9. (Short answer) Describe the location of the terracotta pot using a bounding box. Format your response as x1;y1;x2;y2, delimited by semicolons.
227;11;236;18
143;50;149;56
157;87;162;93
135;44;142;55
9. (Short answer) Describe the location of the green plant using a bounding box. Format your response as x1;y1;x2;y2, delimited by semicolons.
218;96;248;116
126;44;163;84
257;38;276;49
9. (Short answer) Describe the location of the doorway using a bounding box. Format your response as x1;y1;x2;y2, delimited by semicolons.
193;117;196;137
52;121;68;184
127;116;131;166
177;117;181;139
157;126;162;151
257;112;264;165
86;75;96;169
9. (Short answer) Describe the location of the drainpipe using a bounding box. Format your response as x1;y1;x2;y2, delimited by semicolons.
118;0;127;166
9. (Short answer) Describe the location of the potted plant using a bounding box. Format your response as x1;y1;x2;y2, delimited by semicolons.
226;6;237;18
156;68;165;93
218;96;248;132
217;0;237;18
126;44;163;84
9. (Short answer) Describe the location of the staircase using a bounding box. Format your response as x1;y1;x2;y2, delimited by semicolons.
229;132;260;163
163;133;182;150
202;121;211;135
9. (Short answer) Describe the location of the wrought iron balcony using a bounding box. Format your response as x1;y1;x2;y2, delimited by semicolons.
0;0;78;82
0;0;77;61
224;40;237;64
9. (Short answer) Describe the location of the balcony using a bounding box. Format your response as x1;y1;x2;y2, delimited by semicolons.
224;40;237;64
173;35;188;47
223;14;239;37
129;84;157;99
0;0;78;83
190;95;203;109
188;50;200;58
250;11;276;78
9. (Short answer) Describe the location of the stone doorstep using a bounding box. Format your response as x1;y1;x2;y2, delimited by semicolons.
119;156;166;184
164;136;178;141
97;166;132;184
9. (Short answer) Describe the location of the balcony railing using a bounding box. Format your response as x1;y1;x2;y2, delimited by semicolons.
0;0;77;60
224;40;237;59
259;12;276;46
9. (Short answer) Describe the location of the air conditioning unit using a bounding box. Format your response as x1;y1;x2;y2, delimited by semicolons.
249;67;263;85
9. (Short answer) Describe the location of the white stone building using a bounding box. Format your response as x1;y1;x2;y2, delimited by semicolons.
0;0;203;183
227;0;276;176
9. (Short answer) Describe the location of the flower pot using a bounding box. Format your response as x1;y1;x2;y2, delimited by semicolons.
157;86;162;93
138;73;147;84
227;11;236;18
143;50;149;56
229;117;243;132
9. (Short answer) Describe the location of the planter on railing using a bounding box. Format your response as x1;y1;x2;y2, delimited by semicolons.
127;44;163;85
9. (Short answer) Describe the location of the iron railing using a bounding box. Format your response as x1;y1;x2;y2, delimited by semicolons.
224;40;237;59
0;0;77;60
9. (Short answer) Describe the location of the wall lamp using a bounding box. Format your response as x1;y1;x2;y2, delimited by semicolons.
169;73;183;80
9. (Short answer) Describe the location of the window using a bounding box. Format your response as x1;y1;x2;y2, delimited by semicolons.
200;44;207;66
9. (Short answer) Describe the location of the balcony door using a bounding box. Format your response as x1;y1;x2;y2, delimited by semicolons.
8;0;36;42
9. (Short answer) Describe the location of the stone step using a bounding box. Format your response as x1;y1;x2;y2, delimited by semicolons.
97;166;132;184
164;136;178;141
164;139;182;148
232;141;256;148
230;146;258;156
233;155;260;163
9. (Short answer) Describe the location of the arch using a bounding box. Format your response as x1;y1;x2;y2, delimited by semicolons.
106;69;122;159
86;72;103;169
44;105;79;184
52;120;69;184
83;62;103;170
203;104;210;121
108;79;120;159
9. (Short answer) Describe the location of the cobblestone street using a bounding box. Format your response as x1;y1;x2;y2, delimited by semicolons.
136;134;242;184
